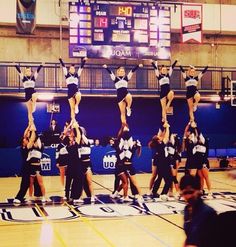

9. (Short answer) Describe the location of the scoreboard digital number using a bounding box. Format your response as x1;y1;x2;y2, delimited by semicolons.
109;6;133;17
69;1;171;59
94;17;108;28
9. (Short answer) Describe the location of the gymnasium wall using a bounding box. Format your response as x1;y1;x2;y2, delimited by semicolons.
0;96;235;148
1;1;236;67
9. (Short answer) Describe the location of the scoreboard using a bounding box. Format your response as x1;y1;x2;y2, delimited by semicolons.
69;1;171;60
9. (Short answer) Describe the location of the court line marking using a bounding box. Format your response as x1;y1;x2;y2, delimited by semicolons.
211;178;236;188
92;180;175;247
137;170;236;191
95;197;173;247
34;203;68;247
64;201;115;247
92;179;184;229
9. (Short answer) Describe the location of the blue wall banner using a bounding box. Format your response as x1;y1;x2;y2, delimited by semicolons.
0;146;235;177
0;146;152;177
16;0;36;34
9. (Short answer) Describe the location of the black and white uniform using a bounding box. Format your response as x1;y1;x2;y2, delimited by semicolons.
152;141;172;195
193;137;210;170
184;136;198;170
56;142;68;167
65;142;83;200
79;134;94;174
15;65;43;101
26;138;43;176
59;58;86;99
151;145;159;167
180;66;208;99
152;60;177;99
109;138;138;196
15;145;42;201
115;131;140;177
105;65;139;103
167;136;181;169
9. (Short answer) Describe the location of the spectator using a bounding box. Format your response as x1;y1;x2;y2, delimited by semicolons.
47;119;61;145
180;174;217;247
94;139;100;146
49;119;61;134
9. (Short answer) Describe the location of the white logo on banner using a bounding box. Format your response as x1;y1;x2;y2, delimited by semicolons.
40;153;51;171
103;151;117;169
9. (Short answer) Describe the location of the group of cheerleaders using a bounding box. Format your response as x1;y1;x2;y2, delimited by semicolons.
13;58;212;204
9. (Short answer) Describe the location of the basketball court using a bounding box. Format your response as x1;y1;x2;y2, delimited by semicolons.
1;0;236;246
0;171;236;247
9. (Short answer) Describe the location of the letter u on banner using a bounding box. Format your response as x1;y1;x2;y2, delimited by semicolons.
16;0;36;34
181;4;202;43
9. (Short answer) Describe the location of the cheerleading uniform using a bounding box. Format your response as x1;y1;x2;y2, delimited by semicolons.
26;138;43;176
152;60;177;99
152;141;172;195
56;142;68;168
180;66;208;99
15;64;43;101
65;142;84;200
105;65;139;103
59;58;86;99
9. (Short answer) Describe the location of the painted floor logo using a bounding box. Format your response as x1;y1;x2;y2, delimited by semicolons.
0;192;236;222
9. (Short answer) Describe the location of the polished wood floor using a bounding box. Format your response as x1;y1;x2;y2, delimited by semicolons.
0;171;236;247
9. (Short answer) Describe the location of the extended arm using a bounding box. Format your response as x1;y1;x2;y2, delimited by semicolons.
15;64;24;80
23;124;31;139
77;57;87;76
59;58;68;75
182;123;191;151
135;140;142;157
73;121;82;144
180;65;187;79
27;124;36;149
169;60;178;76
103;64;116;81
127;64;142;80
198;66;208;80
34;63;44;79
163;123;170;144
151;60;160;77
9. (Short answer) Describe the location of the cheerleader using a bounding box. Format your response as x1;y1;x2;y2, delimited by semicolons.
151;60;177;122
114;123;143;202
148;128;163;196
103;64;143;124
167;133;182;197
56;122;72;189
27;124;46;202
13;124;42;203
194;131;212;196
65;121;84;202
78;126;96;202
151;122;173;201
182;121;198;176
14;62;44;124
56;136;69;190
180;64;208;122
59;57;87;121
109;137;139;199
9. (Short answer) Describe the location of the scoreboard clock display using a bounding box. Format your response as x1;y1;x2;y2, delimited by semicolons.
69;1;171;59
